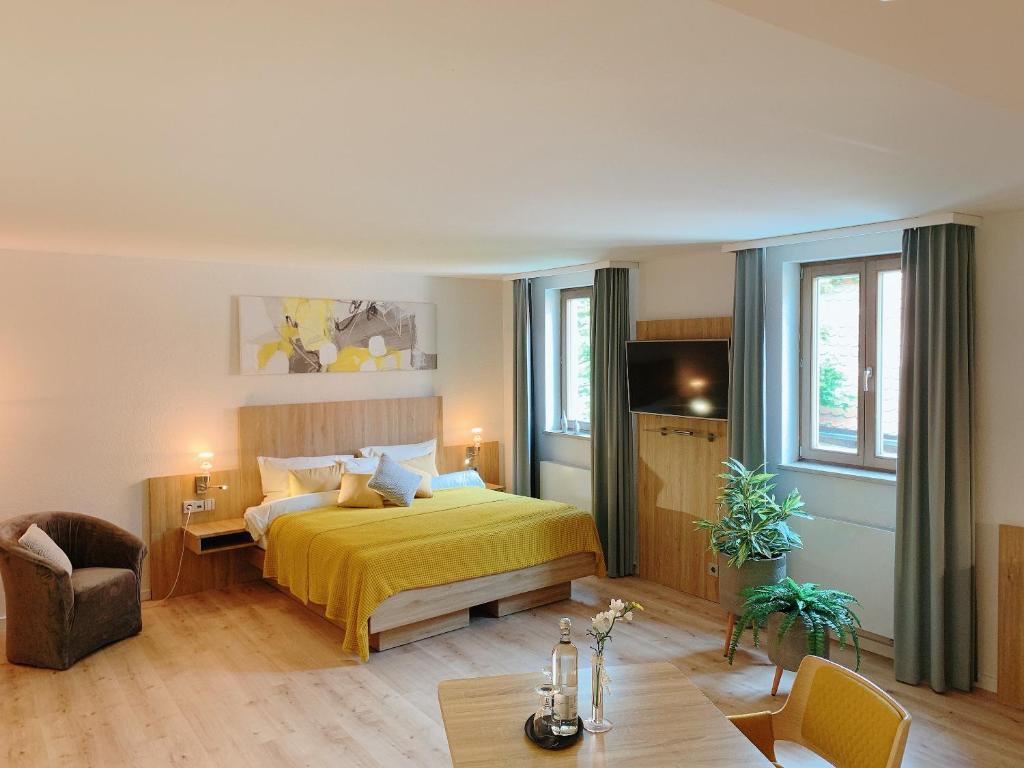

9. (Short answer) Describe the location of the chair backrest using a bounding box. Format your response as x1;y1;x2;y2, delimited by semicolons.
772;656;911;768
0;512;96;569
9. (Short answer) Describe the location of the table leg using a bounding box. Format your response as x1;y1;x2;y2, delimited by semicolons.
771;665;784;696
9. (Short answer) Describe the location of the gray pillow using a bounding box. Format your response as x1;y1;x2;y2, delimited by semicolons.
368;454;421;507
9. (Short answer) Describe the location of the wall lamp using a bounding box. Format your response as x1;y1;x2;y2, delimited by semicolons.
195;451;230;496
464;427;483;472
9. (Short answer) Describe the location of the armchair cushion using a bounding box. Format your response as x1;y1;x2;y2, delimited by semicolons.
68;567;142;663
19;524;73;575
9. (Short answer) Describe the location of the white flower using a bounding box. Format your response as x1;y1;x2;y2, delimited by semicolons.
592;612;613;634
609;598;626;615
623;611;634;622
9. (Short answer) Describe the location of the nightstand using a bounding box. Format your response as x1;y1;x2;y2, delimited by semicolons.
485;483;506;492
183;518;255;555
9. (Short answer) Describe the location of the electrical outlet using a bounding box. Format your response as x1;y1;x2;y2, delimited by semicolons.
183;499;217;515
708;562;719;577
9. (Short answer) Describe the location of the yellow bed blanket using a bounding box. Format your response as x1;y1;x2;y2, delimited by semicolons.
263;487;605;660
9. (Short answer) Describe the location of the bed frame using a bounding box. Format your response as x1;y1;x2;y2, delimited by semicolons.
146;396;595;649
237;396;596;651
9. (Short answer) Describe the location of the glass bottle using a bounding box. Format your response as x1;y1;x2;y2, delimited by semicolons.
551;617;578;735
560;411;569;434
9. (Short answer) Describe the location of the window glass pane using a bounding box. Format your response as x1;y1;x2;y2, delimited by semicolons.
876;269;902;458
812;273;860;454
564;295;591;427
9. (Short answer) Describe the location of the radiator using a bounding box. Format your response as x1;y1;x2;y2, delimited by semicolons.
786;516;895;641
539;461;592;514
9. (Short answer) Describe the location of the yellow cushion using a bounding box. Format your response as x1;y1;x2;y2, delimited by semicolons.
801;666;902;768
287;464;344;496
400;451;439;478
401;463;434;499
337;473;384;508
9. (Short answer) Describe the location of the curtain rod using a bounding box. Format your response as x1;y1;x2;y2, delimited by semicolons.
720;212;983;253
501;260;639;281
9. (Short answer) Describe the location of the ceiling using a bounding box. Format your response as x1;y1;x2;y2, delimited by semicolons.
1;0;1023;275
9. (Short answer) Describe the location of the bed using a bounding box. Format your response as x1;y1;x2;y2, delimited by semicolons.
237;396;604;659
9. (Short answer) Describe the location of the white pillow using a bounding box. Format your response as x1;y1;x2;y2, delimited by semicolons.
358;439;438;475
19;524;73;575
343;456;380;474
258;454;354;500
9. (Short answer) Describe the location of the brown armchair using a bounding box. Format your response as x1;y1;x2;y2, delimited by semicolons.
0;512;147;670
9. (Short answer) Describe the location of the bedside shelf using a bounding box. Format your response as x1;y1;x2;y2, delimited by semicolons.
183;518;255;555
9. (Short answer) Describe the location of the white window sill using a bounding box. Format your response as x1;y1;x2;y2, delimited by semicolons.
777;461;896;486
543;430;591;441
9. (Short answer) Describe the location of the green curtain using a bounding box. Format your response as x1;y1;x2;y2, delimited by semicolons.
894;223;976;693
591;267;636;577
727;248;766;469
512;278;537;497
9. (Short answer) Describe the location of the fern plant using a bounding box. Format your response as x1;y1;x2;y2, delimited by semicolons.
695;458;809;568
727;578;863;670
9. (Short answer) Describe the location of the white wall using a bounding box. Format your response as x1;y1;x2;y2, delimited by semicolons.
0;249;504;616
975;209;1024;692
637;249;735;321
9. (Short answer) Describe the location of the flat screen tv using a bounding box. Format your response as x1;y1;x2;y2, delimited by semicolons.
626;339;730;420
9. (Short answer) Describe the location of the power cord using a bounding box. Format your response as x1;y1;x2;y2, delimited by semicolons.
161;506;193;601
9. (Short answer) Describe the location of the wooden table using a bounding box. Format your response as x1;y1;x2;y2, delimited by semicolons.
437;662;774;766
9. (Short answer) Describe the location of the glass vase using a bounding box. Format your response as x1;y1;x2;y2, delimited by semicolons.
583;653;612;733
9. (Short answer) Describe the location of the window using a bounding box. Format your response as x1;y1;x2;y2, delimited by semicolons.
799;254;902;471
560;286;592;434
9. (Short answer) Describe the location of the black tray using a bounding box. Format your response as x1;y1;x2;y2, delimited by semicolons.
524;714;583;750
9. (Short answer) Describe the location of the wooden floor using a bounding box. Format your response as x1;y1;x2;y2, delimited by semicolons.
2;576;1022;767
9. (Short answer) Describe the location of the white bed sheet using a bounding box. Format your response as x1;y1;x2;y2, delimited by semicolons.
244;490;339;548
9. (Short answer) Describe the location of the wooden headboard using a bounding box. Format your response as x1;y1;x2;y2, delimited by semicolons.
238;396;444;509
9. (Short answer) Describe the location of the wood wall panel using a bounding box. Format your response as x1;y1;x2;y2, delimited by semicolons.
148;468;260;600
635;317;731;602
998;524;1024;709
238;396;444;509
438;441;501;486
636;316;732;343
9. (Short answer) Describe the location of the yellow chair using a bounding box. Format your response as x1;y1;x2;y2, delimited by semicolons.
728;656;911;768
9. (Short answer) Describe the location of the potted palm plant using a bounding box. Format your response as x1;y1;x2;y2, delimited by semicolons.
695;459;809;616
727;578;862;676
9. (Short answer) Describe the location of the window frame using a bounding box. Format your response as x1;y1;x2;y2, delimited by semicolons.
799;253;901;472
559;286;593;435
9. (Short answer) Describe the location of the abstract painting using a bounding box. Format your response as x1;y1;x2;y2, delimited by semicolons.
239;296;437;374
